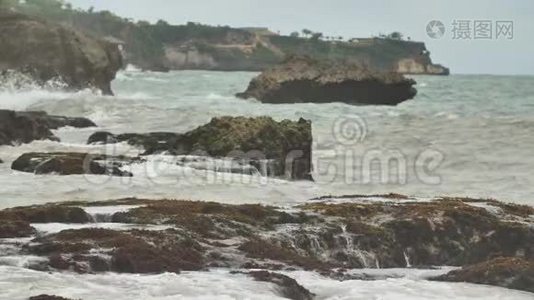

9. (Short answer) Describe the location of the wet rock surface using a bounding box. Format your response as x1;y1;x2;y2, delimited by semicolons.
29;228;205;274
29;295;77;300
0;219;35;238
0;204;91;224
236;56;417;105
0;195;532;295
243;271;315;300
16;111;96;130
0;12;122;95
87;116;313;180
0;110;95;146
11;152;140;176
433;257;534;293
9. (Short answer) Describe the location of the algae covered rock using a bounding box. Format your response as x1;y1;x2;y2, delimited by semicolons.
0;110;95;146
245;271;315;300
11;152;138;177
1;195;533;291
29;228;205;274
236;56;417;105
0;219;35;238
87;116;313;180
29;295;76;300
433;257;534;293
0;205;91;224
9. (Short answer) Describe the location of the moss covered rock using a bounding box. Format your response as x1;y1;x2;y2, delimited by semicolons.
87;116;313;180
433;257;534;293
11;152;139;177
2;196;533;291
29;228;205;274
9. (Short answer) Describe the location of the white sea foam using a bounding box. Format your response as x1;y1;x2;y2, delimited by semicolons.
30;222;173;235
0;267;532;300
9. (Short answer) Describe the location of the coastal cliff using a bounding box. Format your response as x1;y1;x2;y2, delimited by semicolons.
4;1;449;75
159;34;449;75
0;11;123;94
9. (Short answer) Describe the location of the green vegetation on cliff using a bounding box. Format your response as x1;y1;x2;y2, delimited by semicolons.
1;0;448;74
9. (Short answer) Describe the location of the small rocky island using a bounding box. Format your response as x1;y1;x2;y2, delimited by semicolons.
236;56;417;105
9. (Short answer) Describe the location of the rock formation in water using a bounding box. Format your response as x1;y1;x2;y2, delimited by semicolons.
87;116;313;180
0;219;35;238
236;56;417;105
29;295;76;300
0;12;122;95
0;205;90;238
11;152;138;177
433;257;534;293
0;110;95;146
243;271;315;300
1;195;533;295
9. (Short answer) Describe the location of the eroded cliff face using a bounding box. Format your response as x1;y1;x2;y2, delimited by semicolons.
164;46;219;69
0;12;123;94
159;36;449;75
397;58;449;75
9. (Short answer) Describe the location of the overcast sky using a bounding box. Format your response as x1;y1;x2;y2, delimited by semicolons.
68;0;534;75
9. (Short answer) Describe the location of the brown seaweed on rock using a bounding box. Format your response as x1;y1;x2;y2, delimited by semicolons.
2;196;533;294
432;257;534;293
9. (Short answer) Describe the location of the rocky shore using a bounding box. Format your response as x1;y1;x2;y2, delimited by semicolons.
0;195;532;296
236;56;417;105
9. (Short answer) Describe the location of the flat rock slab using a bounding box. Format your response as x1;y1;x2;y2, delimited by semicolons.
11;152;140;177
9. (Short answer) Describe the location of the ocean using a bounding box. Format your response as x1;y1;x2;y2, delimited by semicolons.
1;68;534;299
1;69;534;208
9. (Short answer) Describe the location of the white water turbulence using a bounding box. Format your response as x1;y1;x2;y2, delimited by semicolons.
1;70;534;299
1;266;534;300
